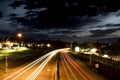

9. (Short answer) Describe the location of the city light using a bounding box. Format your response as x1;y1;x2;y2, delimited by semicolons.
90;48;97;65
17;33;22;38
90;48;97;54
75;46;80;52
102;54;110;58
47;44;51;47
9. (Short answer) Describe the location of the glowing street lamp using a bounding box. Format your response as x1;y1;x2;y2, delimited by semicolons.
17;33;22;38
90;48;97;65
47;44;51;47
5;33;23;72
75;46;80;53
17;33;23;47
91;48;97;54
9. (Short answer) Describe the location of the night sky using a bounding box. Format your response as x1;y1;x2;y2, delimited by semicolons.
0;0;120;43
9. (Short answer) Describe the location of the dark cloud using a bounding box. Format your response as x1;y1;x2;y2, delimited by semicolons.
0;11;3;19
9;0;24;8
105;24;120;27
49;29;72;35
0;29;13;35
9;0;120;29
90;28;119;37
24;32;50;40
9;13;18;17
0;0;120;42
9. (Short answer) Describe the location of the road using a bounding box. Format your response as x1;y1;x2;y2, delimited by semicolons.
1;48;104;80
60;53;104;80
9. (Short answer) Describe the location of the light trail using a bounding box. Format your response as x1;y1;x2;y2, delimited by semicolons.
61;54;77;80
61;54;72;80
3;48;101;80
25;50;59;80
12;53;50;80
65;54;88;80
3;48;70;80
4;50;57;80
64;53;97;80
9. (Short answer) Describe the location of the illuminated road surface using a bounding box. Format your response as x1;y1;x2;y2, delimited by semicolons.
2;48;104;80
2;48;68;80
60;53;103;80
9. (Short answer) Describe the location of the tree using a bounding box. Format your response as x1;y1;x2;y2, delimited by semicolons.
5;36;16;42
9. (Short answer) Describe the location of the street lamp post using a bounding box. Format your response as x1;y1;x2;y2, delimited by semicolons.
5;36;12;73
90;48;97;65
5;50;8;72
5;33;22;72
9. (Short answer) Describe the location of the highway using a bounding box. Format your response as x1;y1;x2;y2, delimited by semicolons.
60;53;103;80
2;48;104;80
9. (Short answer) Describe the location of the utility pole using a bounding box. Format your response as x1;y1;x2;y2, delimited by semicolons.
90;54;92;65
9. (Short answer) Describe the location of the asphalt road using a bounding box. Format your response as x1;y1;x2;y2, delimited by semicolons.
60;53;104;80
1;48;105;80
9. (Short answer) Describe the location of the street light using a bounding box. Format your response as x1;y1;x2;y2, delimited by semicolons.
5;36;13;72
17;33;22;47
90;48;97;65
5;50;8;72
5;33;22;72
75;46;80;53
91;48;97;54
17;33;22;38
47;44;51;47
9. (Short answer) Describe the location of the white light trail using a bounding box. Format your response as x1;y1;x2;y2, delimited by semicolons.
4;48;69;80
25;50;59;80
4;50;54;80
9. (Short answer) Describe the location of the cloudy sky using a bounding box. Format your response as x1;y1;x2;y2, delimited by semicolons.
0;0;120;43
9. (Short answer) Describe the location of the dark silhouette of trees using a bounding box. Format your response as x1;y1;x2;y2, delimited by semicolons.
117;38;120;44
5;36;16;42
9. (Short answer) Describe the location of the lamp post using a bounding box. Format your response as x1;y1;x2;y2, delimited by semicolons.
5;36;12;72
5;50;8;72
90;48;97;65
5;33;22;72
5;41;13;72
